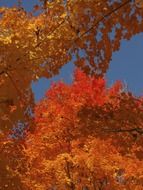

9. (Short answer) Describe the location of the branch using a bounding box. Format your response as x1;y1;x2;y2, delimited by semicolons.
16;19;66;62
0;98;13;105
0;65;14;76
103;127;143;135
16;0;131;63
75;0;131;41
5;71;25;105
0;70;5;76
35;19;66;48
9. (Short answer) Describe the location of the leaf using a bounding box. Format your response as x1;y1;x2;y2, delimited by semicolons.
33;5;40;11
9;105;17;113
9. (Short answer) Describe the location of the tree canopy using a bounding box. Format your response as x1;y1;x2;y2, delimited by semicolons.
10;69;143;190
0;0;143;189
1;0;143;134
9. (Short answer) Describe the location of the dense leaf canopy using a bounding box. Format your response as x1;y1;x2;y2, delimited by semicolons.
15;70;143;190
0;0;143;189
0;0;143;134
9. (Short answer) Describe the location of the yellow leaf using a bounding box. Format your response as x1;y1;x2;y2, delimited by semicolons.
60;12;67;19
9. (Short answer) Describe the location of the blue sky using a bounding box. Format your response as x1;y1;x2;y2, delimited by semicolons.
1;1;143;101
0;0;39;11
32;33;143;101
107;33;143;97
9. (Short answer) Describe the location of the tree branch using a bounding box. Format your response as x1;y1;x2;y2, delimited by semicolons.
75;0;131;41
0;70;5;76
103;127;143;135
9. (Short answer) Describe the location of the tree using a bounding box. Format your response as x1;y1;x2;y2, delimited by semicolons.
1;0;143;189
0;139;28;190
0;0;143;136
15;69;143;190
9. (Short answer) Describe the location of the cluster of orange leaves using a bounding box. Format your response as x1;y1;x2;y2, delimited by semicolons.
12;69;143;190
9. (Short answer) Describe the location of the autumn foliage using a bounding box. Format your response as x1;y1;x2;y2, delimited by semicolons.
1;0;143;134
1;0;143;189
11;69;143;190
